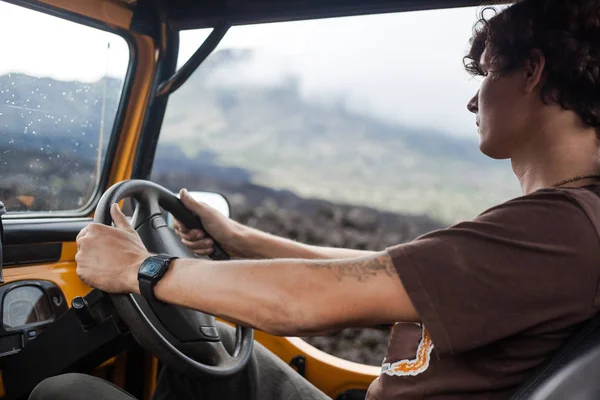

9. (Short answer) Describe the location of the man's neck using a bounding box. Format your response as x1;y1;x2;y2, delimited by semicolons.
511;126;600;195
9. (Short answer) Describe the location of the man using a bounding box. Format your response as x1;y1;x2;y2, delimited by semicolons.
30;0;600;398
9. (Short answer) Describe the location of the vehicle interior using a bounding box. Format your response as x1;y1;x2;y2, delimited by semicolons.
0;0;599;399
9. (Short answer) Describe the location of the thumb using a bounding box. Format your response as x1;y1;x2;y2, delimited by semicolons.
110;203;135;232
180;189;210;217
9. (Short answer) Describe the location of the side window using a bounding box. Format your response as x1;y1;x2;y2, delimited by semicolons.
152;9;520;365
0;2;129;213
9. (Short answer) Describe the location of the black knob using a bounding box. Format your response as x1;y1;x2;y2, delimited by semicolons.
72;296;96;329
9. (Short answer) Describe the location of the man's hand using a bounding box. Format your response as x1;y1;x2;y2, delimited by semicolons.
76;203;150;294
174;188;248;258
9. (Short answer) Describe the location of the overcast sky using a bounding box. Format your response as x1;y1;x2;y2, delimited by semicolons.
0;1;492;138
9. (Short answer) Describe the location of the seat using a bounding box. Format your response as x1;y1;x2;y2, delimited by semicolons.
527;344;600;399
510;313;600;399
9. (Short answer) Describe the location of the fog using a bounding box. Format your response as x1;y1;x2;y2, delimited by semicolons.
1;1;493;138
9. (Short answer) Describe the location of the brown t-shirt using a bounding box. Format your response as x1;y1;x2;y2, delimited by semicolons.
367;185;600;399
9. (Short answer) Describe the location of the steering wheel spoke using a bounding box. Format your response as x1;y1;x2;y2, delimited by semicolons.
214;340;237;365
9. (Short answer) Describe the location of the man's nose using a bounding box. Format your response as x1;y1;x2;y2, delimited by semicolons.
467;91;479;114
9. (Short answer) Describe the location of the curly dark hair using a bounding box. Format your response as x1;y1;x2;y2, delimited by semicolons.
464;0;600;128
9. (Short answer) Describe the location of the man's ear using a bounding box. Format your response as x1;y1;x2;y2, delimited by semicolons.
523;49;546;93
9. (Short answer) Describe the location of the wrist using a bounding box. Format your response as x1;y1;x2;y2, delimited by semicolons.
230;221;257;258
235;224;281;259
128;253;150;294
128;268;141;295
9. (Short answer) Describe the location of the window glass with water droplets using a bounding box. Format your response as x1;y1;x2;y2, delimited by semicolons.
0;2;129;212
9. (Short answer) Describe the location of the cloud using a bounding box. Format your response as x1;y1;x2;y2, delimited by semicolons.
204;49;301;89
181;6;485;137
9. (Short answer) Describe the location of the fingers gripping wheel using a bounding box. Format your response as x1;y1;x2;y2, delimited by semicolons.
94;180;253;377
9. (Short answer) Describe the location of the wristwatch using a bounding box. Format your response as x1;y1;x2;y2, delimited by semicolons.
138;254;179;301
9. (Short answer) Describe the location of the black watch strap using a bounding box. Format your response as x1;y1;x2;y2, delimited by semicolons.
139;275;156;301
138;254;179;302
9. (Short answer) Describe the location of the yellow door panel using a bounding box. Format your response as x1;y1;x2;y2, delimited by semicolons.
3;243;91;305
255;331;378;398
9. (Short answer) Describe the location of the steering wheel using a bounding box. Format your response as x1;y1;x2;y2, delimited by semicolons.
94;179;254;377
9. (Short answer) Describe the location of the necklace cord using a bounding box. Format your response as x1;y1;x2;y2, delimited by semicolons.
552;174;600;188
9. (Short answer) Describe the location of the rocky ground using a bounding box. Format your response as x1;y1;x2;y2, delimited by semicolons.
302;328;392;366
228;191;441;252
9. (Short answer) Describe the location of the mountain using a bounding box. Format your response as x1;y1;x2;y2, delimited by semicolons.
157;48;521;223
0;73;121;142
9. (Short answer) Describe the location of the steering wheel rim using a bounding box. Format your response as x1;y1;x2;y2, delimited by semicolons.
94;179;254;377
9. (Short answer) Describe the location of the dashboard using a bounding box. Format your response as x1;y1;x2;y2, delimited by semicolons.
0;280;67;357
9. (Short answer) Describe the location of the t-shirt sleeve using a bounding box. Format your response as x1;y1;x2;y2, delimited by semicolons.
387;188;600;357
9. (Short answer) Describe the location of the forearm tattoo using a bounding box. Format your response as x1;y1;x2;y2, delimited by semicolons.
306;253;397;282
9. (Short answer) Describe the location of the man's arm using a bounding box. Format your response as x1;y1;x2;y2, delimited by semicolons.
76;205;418;337
151;252;416;336
239;226;375;260
147;253;416;336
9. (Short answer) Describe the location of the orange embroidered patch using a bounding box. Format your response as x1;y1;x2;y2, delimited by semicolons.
381;325;434;377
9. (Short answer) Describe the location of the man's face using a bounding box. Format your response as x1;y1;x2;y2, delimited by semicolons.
467;48;532;159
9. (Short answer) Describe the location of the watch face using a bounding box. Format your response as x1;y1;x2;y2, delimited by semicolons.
139;258;165;278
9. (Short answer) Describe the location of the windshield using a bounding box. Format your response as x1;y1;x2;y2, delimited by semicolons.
154;8;519;225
